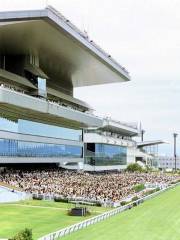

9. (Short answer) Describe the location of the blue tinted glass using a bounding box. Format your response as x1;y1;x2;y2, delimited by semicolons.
18;119;82;141
85;143;127;166
38;78;46;91
38;77;47;98
0;117;18;132
0;118;82;141
0;138;82;158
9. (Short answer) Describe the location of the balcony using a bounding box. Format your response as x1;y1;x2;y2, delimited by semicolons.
0;86;103;129
100;117;139;137
84;132;136;147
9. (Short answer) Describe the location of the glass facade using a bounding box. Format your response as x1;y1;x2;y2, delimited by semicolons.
0;139;82;158
0;118;82;141
0;117;82;159
85;143;127;166
18;120;82;141
0;118;18;132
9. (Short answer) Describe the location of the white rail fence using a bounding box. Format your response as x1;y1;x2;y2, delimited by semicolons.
38;182;180;240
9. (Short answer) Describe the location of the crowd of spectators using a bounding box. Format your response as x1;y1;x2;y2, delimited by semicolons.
0;168;179;203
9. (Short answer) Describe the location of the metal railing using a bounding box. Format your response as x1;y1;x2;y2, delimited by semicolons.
38;182;180;240
32;193;104;206
103;117;138;130
0;85;100;119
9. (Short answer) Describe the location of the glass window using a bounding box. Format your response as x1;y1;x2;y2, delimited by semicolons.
38;77;47;98
85;143;127;166
0;118;82;142
0;138;82;158
18;119;82;141
0;117;18;132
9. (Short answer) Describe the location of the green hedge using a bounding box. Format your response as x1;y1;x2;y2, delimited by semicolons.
126;163;143;172
32;195;43;200
9;228;33;240
120;201;128;206
143;187;160;196
131;196;139;201
54;197;68;203
133;184;145;193
54;197;102;206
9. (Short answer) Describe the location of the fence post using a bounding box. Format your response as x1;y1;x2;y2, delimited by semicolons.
38;182;180;240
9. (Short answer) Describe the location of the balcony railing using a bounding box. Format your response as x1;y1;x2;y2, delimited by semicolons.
0;84;100;118
104;117;138;130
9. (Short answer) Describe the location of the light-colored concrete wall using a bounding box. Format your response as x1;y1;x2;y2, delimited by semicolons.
84;133;135;147
83;164;127;171
0;87;102;128
0;157;83;164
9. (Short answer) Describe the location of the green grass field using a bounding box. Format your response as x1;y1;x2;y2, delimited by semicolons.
0;200;109;239
63;185;180;240
1;186;180;240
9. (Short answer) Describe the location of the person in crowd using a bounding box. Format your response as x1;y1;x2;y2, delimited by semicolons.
0;168;179;203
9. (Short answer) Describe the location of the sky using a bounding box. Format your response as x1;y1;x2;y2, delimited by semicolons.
0;0;180;155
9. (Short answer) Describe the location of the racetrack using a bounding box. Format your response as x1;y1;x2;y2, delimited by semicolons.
63;185;180;240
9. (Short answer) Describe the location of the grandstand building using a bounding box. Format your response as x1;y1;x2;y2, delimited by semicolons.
83;118;138;171
0;6;139;170
135;140;165;168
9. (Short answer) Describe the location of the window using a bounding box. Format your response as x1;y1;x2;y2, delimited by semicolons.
85;143;127;166
0;139;82;158
38;77;47;98
0;118;82;141
18;119;82;141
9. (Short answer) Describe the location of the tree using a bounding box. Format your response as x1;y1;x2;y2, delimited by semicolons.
126;163;143;172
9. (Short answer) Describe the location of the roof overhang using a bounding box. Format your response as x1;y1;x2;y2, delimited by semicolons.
99;118;139;136
135;150;154;159
0;7;130;88
137;140;167;148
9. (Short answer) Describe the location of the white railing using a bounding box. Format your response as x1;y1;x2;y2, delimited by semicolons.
32;193;104;206
38;182;180;240
103;117;138;130
0;85;103;122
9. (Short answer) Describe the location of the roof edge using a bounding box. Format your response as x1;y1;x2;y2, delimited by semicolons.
0;6;130;82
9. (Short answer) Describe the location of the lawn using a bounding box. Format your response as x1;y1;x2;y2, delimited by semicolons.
0;200;109;239
63;185;180;240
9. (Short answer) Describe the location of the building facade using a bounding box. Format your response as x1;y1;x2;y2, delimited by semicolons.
134;141;165;168
83;118;138;171
158;156;180;170
0;6;140;171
